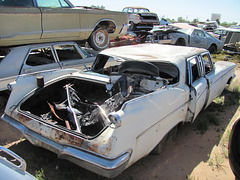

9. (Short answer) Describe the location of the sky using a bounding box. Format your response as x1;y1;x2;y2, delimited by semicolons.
70;0;240;24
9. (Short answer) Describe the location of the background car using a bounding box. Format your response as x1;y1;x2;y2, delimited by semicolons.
147;23;224;53
0;0;128;50
0;146;37;180
0;41;96;111
122;7;159;31
228;115;240;179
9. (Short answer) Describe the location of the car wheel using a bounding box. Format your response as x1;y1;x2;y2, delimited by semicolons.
229;119;240;178
208;45;217;53
129;22;136;31
152;126;178;155
119;60;159;76
88;28;110;51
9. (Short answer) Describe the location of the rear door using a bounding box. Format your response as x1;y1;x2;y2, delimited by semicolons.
200;52;223;107
36;0;80;39
0;0;41;44
186;56;208;122
20;46;61;74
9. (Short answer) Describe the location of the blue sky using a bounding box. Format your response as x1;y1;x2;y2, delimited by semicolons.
70;0;240;24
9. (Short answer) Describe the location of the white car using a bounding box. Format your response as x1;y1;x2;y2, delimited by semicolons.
0;41;96;110
147;23;224;53
1;44;236;178
0;146;37;180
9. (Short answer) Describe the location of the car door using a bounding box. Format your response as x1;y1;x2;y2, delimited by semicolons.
190;29;208;48
20;46;61;74
0;0;41;45
186;56;208;122
36;0;80;39
200;52;223;107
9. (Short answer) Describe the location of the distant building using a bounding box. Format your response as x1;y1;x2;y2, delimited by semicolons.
211;13;221;22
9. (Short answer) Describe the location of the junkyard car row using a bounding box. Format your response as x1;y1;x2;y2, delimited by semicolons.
0;42;96;111
1;44;236;177
0;0;128;50
0;0;239;178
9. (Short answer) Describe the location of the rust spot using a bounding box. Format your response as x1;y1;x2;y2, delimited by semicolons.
14;111;84;148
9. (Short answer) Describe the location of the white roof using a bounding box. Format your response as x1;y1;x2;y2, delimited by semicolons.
100;44;207;65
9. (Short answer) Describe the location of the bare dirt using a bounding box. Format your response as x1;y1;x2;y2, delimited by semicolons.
0;68;239;180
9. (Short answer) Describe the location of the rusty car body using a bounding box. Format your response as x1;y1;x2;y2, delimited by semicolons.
122;7;159;31
223;29;240;55
147;23;224;53
1;44;236;177
0;0;128;50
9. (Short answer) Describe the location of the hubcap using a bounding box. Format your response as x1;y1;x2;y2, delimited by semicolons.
96;31;106;47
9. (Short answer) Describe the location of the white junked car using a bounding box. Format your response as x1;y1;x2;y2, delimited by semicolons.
1;44;236;178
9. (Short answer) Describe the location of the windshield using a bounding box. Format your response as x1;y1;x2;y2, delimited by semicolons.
134;8;150;13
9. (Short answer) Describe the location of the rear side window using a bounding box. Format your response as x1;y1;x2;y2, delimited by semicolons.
0;0;34;7
201;53;213;75
36;0;70;8
26;47;56;66
54;45;83;62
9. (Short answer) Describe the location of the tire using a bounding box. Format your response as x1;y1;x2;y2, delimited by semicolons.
88;28;110;51
229;119;240;178
152;126;178;155
175;38;186;46
208;45;217;53
129;22;136;31
119;60;159;76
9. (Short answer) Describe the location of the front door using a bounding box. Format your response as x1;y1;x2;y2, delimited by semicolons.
36;0;80;39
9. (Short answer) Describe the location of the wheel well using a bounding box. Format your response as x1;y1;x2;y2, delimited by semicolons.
175;38;186;46
94;20;116;33
210;43;217;49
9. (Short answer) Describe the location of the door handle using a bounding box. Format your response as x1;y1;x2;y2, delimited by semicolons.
24;68;32;73
43;9;52;12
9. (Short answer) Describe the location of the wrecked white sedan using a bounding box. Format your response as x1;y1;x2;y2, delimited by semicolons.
1;44;236;178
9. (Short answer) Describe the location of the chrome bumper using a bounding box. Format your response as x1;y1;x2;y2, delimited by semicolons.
1;114;131;178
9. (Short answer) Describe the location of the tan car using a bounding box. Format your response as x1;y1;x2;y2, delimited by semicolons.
0;0;128;50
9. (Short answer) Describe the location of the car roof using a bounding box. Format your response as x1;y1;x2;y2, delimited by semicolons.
6;41;78;50
123;7;149;9
170;23;201;30
100;44;207;65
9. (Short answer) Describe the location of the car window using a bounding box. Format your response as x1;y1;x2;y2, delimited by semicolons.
193;30;205;37
0;0;34;7
36;0;70;8
188;57;201;83
200;53;213;74
54;45;83;62
26;47;56;66
0;49;10;62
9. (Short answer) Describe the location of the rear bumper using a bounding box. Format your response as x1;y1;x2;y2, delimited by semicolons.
1;114;131;178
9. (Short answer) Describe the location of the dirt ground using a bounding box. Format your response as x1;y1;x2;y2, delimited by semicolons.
0;68;239;180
